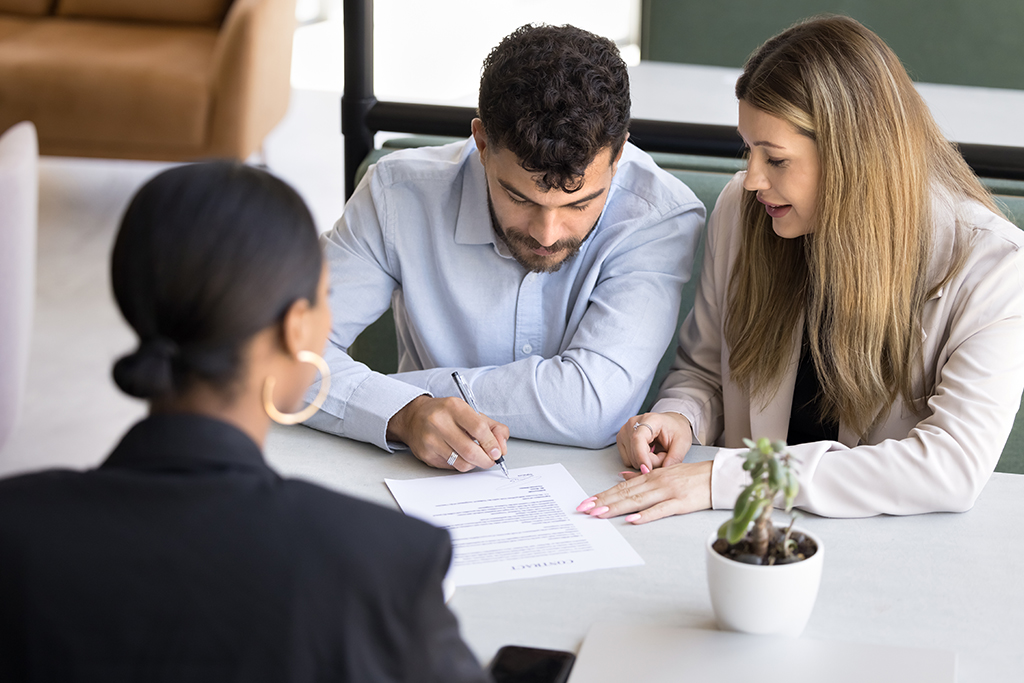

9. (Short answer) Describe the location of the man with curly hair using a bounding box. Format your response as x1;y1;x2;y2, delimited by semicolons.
309;24;704;470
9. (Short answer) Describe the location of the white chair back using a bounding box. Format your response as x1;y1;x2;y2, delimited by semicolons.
0;121;39;453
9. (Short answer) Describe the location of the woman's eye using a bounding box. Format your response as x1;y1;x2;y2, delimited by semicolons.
739;142;785;168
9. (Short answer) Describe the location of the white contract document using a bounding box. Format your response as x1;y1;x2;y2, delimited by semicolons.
385;463;644;586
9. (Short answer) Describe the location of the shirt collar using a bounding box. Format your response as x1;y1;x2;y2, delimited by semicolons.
453;143;500;246
102;413;272;476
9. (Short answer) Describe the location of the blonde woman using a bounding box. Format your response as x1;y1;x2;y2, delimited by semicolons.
578;15;1024;522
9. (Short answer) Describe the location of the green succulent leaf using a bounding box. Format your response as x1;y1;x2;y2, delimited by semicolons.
725;493;766;543
757;437;772;454
784;470;799;510
748;498;771;530
742;438;757;450
748;459;766;479
733;483;757;520
724;518;747;544
768;457;783;490
719;517;737;543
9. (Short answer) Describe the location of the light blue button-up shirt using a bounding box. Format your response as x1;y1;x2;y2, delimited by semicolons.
306;138;704;450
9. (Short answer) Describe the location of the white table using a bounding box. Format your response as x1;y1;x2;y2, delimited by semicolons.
265;425;1024;682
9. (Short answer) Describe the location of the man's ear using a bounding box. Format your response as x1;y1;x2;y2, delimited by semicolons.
280;297;312;358
610;134;628;176
471;118;488;161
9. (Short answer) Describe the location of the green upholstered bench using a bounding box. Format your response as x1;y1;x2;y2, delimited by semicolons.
347;137;1024;473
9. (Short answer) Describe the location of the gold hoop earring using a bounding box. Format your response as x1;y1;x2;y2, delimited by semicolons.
263;350;331;425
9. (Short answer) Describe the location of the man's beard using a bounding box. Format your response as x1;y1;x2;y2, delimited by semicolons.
487;192;599;274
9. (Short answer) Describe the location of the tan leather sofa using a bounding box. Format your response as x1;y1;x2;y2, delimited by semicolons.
0;0;295;161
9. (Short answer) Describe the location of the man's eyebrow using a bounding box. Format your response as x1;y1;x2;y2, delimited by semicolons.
497;179;607;207
497;179;533;201
564;188;607;206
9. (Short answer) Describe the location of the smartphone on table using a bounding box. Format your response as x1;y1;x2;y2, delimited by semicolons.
488;645;575;683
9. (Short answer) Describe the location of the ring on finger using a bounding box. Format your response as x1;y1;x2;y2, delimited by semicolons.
447;451;459;467
633;422;655;437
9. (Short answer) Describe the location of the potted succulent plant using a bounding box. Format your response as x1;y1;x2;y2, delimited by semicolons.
705;438;823;637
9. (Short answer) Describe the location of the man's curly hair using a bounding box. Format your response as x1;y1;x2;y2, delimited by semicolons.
478;24;631;193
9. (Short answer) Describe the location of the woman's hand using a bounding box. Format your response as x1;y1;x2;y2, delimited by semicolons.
617;412;694;471
576;460;713;524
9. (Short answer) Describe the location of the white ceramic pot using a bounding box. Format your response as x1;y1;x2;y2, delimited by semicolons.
705;527;824;637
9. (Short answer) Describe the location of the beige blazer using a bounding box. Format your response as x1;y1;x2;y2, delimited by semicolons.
655;173;1024;517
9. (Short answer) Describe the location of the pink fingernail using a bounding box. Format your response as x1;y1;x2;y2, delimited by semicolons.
576;500;597;512
619;471;633;477
625;513;641;523
490;448;501;459
640;464;651;474
588;506;609;516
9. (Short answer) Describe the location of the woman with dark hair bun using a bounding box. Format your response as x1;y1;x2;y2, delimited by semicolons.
0;162;488;682
110;161;326;405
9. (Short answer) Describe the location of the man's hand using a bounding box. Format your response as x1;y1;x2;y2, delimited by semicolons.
386;395;509;471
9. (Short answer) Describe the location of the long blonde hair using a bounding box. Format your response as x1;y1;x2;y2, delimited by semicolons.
726;15;999;435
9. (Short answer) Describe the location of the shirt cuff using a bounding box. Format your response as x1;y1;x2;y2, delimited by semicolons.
710;447;747;510
308;372;430;452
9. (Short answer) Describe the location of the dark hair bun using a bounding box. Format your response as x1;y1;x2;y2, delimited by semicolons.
112;338;178;399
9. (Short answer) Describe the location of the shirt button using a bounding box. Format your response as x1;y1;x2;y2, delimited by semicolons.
522;344;533;354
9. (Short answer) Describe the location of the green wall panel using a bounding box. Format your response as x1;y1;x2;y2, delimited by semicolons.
642;0;1024;90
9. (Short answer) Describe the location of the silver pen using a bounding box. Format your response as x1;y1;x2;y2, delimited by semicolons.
451;371;510;480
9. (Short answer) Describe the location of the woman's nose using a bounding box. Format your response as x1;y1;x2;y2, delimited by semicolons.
743;158;770;192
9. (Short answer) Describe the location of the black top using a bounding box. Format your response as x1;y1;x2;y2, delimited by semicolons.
787;337;839;445
0;414;489;683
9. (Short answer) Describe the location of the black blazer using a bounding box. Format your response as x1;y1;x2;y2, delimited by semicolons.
0;414;489;683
